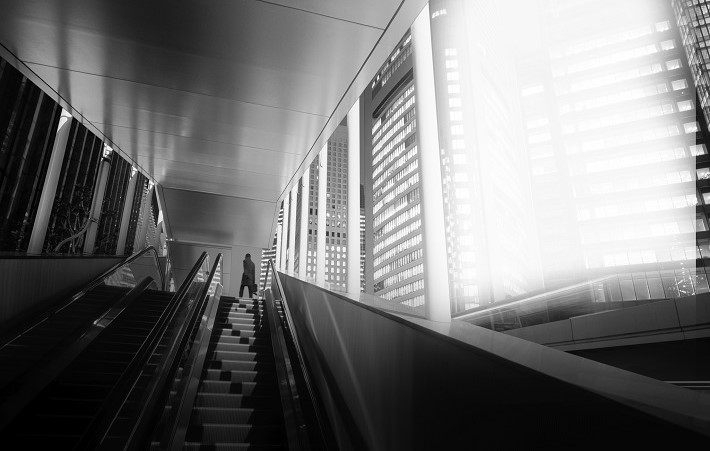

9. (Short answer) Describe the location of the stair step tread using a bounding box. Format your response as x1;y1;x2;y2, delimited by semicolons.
185;423;285;445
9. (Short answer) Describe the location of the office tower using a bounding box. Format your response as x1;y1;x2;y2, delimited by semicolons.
324;124;349;291
304;125;350;290
364;31;425;308
261;204;283;290
429;0;542;311
673;0;710;126
360;184;366;292
519;0;705;298
306;159;319;282
673;0;710;272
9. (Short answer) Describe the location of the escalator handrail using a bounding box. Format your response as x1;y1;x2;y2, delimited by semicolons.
120;252;223;450
269;259;331;450
162;254;224;450
76;251;212;450
0;276;157;432
0;245;164;350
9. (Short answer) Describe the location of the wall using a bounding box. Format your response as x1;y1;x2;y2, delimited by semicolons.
0;256;123;328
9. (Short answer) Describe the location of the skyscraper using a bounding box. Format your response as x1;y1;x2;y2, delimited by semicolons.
518;0;705;298
429;0;542;311
364;32;426;309
303;124;350;291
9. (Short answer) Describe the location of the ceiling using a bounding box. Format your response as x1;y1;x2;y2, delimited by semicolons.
0;0;427;248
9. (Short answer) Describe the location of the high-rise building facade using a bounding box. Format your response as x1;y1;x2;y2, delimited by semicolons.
674;0;710;126
260;206;282;292
518;0;706;299
364;32;426;309
429;0;542;312
303;124;350;291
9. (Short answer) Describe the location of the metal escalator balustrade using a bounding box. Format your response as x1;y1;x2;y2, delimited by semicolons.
271;265;710;449
122;255;326;450
0;246;212;448
0;246;166;430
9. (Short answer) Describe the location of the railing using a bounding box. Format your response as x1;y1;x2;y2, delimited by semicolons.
77;251;217;449
0;245;165;349
119;252;222;450
154;253;223;450
0;245;165;431
452;268;708;331
274;271;710;448
267;259;333;450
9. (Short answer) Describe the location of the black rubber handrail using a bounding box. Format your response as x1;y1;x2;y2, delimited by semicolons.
79;251;212;450
265;274;310;450
162;254;223;450
0;245;164;349
268;259;331;450
121;253;223;450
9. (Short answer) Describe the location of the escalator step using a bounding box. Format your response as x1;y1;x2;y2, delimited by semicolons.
190;407;282;426
202;368;275;384
211;350;272;363
208;359;274;373
185;423;285;445
183;443;284;451
211;342;271;354
211;334;267;346
194;393;281;410
198;381;278;397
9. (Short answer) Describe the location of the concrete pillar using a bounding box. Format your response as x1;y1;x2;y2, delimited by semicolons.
347;100;362;295
298;170;309;280
27;108;72;254
84;144;113;255
280;193;290;272
412;4;451;322
275;222;283;270
287;185;297;274
316;145;328;285
116;166;138;255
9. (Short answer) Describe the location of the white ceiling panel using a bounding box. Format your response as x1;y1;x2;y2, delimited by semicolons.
161;188;277;247
257;0;400;30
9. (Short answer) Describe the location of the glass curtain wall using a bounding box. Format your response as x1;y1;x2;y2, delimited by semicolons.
274;0;707;319
0;53;155;257
95;154;132;254
124;172;148;255
44;118;104;253
0;57;62;252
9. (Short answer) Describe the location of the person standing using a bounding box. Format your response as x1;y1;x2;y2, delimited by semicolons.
239;253;256;298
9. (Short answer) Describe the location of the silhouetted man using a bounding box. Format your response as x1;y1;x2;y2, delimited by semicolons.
239;253;256;298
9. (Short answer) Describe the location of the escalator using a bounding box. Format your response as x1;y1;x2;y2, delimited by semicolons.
0;246;224;449
0;284;130;391
3;288;174;448
174;296;286;448
4;250;704;449
0;248;315;450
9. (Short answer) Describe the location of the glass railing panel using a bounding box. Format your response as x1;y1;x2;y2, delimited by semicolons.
274;268;425;318
452;268;709;331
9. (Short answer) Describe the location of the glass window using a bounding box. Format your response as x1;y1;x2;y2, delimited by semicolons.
665;59;681;70
660;40;675;50
647;277;666;298
655;21;670;32
671;79;688;90
683;122;699;133
677;100;693;112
